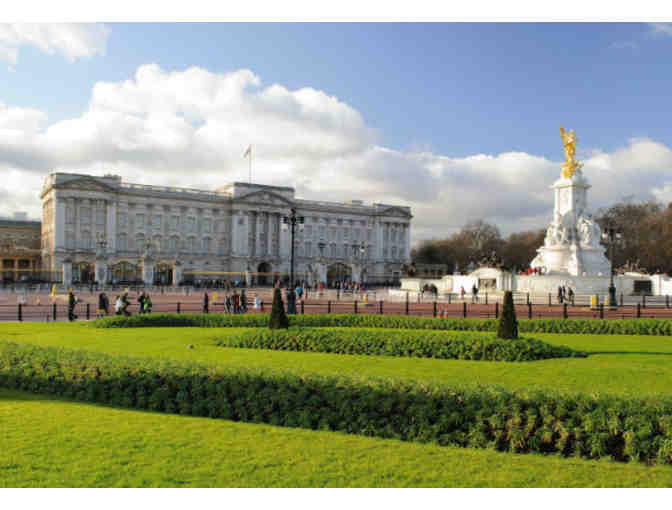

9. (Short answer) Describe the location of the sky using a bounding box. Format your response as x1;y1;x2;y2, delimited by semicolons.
2;20;672;246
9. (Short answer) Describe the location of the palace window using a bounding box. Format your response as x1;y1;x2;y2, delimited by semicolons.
96;210;106;226
186;217;195;233
170;215;178;230
66;232;75;250
190;237;198;253
118;213;127;228
66;205;74;224
218;238;227;255
203;218;212;233
136;214;145;229
203;237;212;252
80;207;91;225
153;215;162;229
305;242;312;258
169;236;178;251
330;243;336;258
117;234;127;251
135;234;145;252
80;231;92;250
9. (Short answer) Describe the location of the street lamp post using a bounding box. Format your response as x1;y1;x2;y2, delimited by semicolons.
602;224;622;308
282;208;304;314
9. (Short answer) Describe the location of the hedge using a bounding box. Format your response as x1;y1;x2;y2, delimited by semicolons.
217;328;586;361
1;340;671;465
92;313;672;336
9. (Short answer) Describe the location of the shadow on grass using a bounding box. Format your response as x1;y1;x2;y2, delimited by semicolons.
586;351;672;356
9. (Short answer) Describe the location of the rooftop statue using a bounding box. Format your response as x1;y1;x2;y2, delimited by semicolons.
559;125;583;178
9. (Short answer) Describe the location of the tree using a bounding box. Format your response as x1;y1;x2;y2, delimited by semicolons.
268;287;289;329
497;291;518;339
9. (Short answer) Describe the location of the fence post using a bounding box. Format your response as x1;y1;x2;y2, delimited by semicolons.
405;298;409;315
18;303;22;322
528;302;532;319
548;293;551;306
177;302;181;314
53;302;57;321
463;302;467;318
379;300;383;314
485;292;488;305
301;300;305;314
620;293;624;307
563;303;568;319
643;294;646;308
327;300;331;314
495;302;499;319
667;295;670;308
637;303;641;318
599;303;604;320
526;293;530;305
448;293;451;305
433;301;437;318
86;303;90;320
353;300;357;314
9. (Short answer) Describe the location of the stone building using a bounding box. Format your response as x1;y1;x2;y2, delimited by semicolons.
0;213;42;283
39;172;412;286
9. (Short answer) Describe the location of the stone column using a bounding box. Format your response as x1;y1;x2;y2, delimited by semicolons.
54;192;66;249
172;262;183;286
106;199;117;253
142;257;154;285
95;259;108;284
62;259;72;288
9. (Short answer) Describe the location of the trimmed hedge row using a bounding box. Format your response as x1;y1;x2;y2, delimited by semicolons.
0;340;670;464
93;313;672;336
217;328;586;361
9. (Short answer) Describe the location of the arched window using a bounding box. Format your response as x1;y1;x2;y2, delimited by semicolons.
218;237;227;255
117;234;127;251
169;235;178;252
202;237;212;253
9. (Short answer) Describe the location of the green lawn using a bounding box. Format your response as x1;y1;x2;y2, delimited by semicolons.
2;388;672;487
2;323;672;396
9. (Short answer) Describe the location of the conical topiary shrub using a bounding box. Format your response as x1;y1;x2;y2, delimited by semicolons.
497;290;518;339
269;287;289;329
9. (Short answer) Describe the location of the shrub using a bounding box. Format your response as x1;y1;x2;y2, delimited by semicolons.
0;340;670;465
217;328;585;361
268;288;289;330
497;291;518;339
91;313;672;336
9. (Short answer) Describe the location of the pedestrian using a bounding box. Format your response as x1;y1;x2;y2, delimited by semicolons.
460;286;465;300
254;294;261;310
568;287;574;304
121;292;131;316
115;295;122;315
225;294;232;314
143;294;152;314
203;291;209;314
471;284;478;303
137;292;145;314
232;291;239;314
240;289;247;313
68;288;78;322
557;286;564;304
98;292;107;318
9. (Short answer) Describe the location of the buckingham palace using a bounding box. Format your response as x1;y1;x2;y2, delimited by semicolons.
39;172;412;287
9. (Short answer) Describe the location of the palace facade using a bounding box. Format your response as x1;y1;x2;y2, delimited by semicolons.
40;172;412;286
0;214;42;283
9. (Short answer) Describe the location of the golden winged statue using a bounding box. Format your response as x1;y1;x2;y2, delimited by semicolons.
559;125;582;178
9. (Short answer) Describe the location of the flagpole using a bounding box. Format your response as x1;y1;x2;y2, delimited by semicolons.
249;147;252;184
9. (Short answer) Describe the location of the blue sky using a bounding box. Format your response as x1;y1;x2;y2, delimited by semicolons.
2;21;672;242
2;22;672;158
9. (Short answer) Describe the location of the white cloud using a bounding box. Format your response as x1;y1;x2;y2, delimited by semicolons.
2;64;672;247
0;23;109;64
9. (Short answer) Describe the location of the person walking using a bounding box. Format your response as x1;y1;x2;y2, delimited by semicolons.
225;294;232;314
68;288;78;322
460;286;465;300
240;289;247;313
557;286;564;304
137;292;146;314
203;292;209;314
471;284;478;303
254;294;261;310
115;295;122;315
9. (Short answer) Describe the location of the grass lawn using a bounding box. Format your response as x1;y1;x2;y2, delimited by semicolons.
2;323;672;396
2;388;672;487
